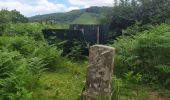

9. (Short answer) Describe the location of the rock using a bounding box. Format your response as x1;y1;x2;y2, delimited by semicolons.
82;45;115;100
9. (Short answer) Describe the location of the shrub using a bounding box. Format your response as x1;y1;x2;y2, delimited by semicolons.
112;23;170;88
0;34;65;99
0;35;63;70
0;50;33;100
3;23;69;40
0;33;69;99
64;39;87;60
32;44;63;70
3;23;45;40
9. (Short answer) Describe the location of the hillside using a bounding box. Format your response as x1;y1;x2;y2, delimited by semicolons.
71;13;102;24
28;6;111;24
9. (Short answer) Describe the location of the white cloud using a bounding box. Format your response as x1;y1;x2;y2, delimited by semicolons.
68;0;114;7
65;6;80;12
0;0;67;17
0;0;114;17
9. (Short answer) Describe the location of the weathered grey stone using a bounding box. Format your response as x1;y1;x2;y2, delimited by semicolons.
82;45;115;100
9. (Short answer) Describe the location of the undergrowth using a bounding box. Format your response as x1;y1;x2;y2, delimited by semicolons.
112;23;170;88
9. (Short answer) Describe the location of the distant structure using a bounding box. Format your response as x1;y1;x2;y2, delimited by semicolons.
42;24;109;45
70;24;109;44
42;29;84;44
42;24;109;56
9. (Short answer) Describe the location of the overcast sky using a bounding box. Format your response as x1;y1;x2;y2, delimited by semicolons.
0;0;114;17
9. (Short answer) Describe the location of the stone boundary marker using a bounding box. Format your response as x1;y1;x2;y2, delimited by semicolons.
82;45;115;100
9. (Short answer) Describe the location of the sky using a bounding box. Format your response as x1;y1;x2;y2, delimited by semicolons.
0;0;114;17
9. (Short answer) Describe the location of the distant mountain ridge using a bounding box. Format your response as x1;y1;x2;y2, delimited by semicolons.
28;6;112;24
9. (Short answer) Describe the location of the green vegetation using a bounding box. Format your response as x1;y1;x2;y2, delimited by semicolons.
0;9;28;35
28;6;110;24
103;0;170;38
0;9;28;23
72;13;101;24
0;0;170;99
0;35;65;99
112;23;170;99
32;62;87;100
29;10;83;23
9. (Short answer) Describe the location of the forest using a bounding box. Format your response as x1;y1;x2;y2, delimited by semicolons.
0;0;170;100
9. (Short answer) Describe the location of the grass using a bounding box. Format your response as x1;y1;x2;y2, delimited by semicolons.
33;72;84;100
72;13;100;24
113;80;170;100
31;60;170;100
32;61;87;100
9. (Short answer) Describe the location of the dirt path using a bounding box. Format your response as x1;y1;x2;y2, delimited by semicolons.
148;92;165;100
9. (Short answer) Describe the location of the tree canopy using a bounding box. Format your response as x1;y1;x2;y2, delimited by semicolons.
0;9;28;34
0;9;28;23
106;0;170;35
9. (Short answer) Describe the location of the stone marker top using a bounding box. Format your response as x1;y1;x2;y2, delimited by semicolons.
90;45;115;51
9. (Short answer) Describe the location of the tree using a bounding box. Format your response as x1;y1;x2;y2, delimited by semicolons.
109;0;139;33
138;0;170;24
103;0;170;38
0;9;11;23
0;9;28;23
11;10;28;23
0;9;28;34
0;9;11;35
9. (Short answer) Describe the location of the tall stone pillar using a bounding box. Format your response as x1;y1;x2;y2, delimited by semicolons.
82;45;115;100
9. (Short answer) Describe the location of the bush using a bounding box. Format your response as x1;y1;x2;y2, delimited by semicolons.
0;35;63;70
0;50;47;100
112;23;170;88
3;23;69;40
0;50;34;100
32;43;63;70
3;23;46;40
0;34;66;99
